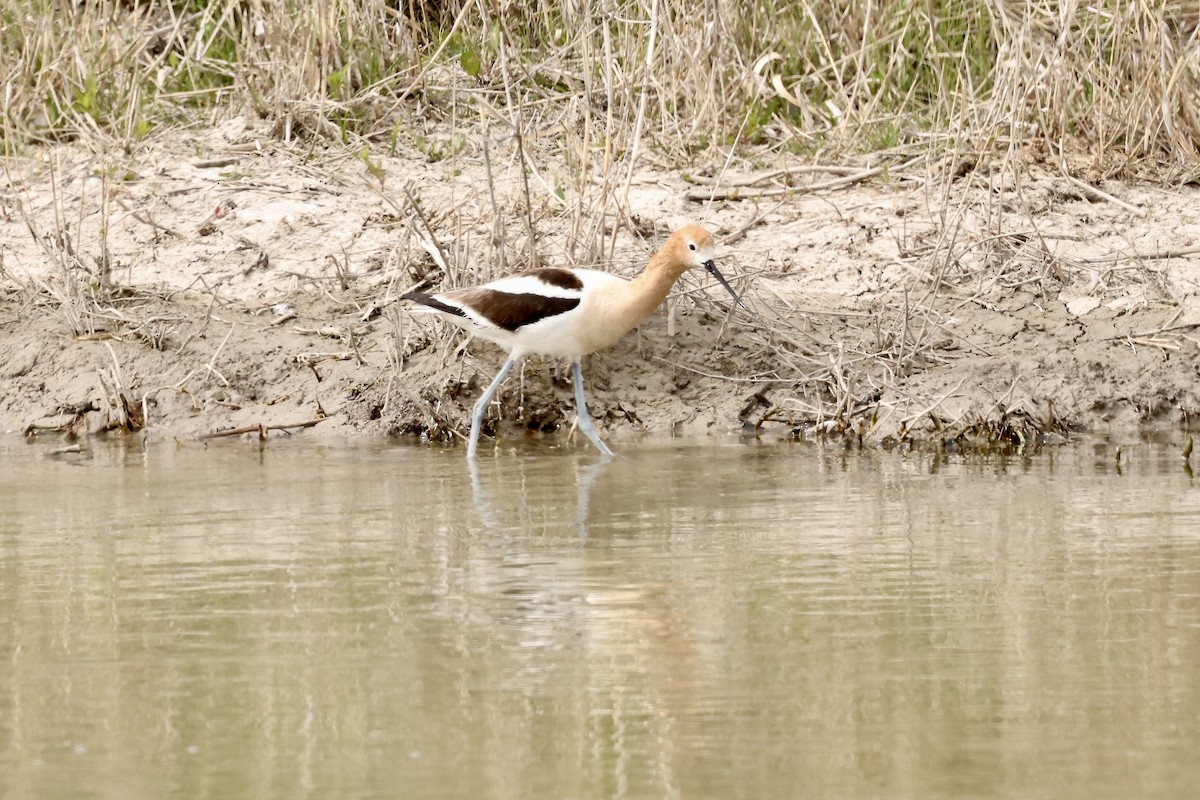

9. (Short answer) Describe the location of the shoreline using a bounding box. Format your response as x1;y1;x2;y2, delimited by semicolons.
3;129;1200;449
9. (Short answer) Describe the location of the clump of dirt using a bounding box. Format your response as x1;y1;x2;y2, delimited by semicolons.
3;123;1199;449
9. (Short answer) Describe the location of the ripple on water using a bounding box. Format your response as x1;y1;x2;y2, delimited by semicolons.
1;437;1199;800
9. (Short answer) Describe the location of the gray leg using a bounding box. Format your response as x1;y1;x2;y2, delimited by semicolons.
468;356;516;459
575;459;609;537
571;361;614;457
468;458;500;529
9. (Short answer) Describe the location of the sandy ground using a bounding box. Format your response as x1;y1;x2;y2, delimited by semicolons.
3;120;1200;449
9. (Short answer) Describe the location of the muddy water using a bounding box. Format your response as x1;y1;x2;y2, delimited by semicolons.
1;437;1198;799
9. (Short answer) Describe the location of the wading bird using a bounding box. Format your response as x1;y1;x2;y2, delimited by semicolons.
403;224;746;458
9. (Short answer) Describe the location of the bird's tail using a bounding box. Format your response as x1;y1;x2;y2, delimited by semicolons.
401;291;468;320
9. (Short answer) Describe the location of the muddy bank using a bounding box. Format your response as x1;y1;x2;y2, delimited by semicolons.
3;127;1200;448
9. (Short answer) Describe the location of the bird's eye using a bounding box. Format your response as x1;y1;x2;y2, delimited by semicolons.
688;243;697;251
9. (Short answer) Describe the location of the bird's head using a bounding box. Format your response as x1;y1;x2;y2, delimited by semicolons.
673;223;717;270
668;224;749;312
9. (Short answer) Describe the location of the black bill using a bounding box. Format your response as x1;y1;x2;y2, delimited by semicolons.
704;259;751;312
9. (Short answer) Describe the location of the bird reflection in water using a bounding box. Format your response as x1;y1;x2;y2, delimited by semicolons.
469;454;610;538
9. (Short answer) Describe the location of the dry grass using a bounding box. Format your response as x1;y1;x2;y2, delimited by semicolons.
4;1;1200;168
6;0;1198;304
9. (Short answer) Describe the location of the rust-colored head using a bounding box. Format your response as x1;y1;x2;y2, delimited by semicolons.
657;224;748;311
660;224;717;272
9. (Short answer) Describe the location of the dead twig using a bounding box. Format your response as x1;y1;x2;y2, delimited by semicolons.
720;202;785;246
198;416;329;440
685;156;925;202
204;322;237;386
114;196;179;237
1060;173;1146;218
1078;246;1200;265
684;164;865;187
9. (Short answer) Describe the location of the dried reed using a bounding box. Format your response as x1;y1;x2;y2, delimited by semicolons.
3;1;1198;169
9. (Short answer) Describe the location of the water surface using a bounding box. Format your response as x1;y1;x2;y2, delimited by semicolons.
1;436;1198;799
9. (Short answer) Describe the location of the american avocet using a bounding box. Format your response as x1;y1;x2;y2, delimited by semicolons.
403;224;746;458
